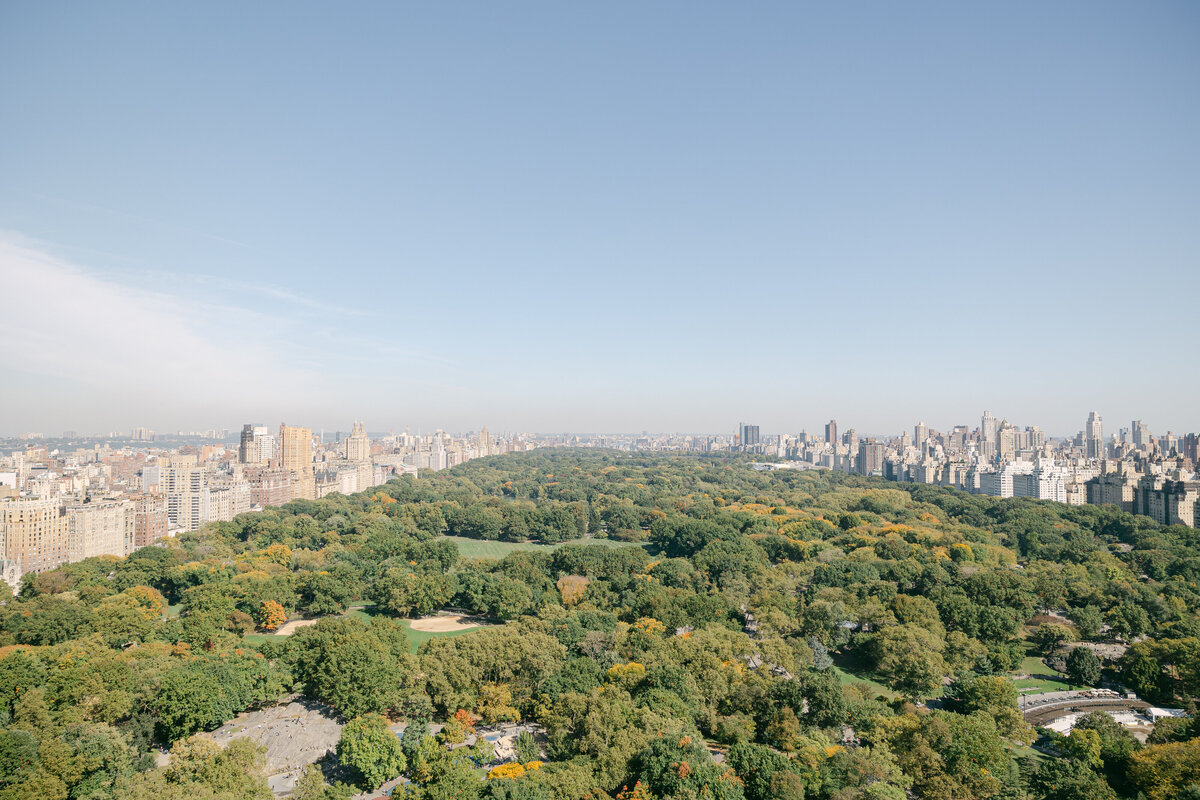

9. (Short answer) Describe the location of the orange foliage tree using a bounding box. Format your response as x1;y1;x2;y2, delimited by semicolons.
256;600;286;631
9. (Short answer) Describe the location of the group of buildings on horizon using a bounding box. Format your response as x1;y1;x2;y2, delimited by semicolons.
2;410;1196;590
727;411;1200;531
0;422;535;588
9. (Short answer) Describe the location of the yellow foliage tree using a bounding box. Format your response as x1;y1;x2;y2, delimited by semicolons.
478;683;519;723
487;762;526;780
605;662;647;690
123;585;165;620
556;575;591;606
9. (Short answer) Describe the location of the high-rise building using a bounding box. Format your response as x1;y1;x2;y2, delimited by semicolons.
240;424;256;463
738;423;761;451
857;440;885;476
1132;420;1153;450
239;424;276;464
345;421;370;462
133;495;168;549
825;420;838;446
1184;433;1200;465
66;499;133;562
914;422;928;447
0;497;68;575
279;424;314;500
981;411;998;452
1086;412;1104;459
161;464;206;531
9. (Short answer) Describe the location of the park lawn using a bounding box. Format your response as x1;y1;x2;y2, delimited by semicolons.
243;633;286;645
444;535;640;560
166;602;182;618
1012;643;1078;692
1009;743;1049;764
830;664;900;700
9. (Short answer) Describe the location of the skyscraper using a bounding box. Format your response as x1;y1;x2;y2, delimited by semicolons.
279;423;314;500
825;419;838;446
857;439;885;476
914;421;928;447
239;424;257;463
981;411;998;446
738;423;761;451
1086;412;1104;459
345;421;370;462
239;424;275;464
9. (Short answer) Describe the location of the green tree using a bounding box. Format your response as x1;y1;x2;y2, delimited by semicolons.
371;569;456;617
1070;605;1104;640
515;730;540;763
870;624;946;699
944;674;1031;742
291;765;352;800
290;617;419;718
337;714;406;790
1032;623;1074;655
1065;647;1101;687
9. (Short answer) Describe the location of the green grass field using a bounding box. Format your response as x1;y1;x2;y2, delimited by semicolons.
1012;644;1079;693
831;664;900;700
445;535;640;560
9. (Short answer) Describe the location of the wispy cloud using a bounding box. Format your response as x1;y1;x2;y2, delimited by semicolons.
0;232;455;431
0;233;328;421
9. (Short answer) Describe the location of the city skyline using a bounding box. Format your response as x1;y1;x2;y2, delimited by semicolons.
0;410;1195;441
0;408;1193;444
2;3;1198;434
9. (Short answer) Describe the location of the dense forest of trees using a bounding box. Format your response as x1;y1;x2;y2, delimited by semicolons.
2;450;1199;799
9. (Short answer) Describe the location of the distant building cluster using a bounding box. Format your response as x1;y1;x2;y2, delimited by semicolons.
541;413;1199;530
0;421;536;589
735;411;1199;529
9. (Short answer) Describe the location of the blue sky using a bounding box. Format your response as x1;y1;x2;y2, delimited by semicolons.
1;2;1197;437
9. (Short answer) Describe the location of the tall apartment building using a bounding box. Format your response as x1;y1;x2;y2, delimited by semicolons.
857;440;885;476
133;495;168;549
1086;412;1104;459
825;419;838;446
981;410;999;457
1086;473;1137;513
0;497;68;575
344;421;370;462
997;421;1017;461
66;498;133;561
161;464;206;531
738;423;761;451
279;424;315;500
239;424;276;464
1134;477;1199;528
914;422;928;448
1132;420;1153;451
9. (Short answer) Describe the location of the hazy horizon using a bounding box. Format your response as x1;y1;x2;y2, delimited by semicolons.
2;3;1197;436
